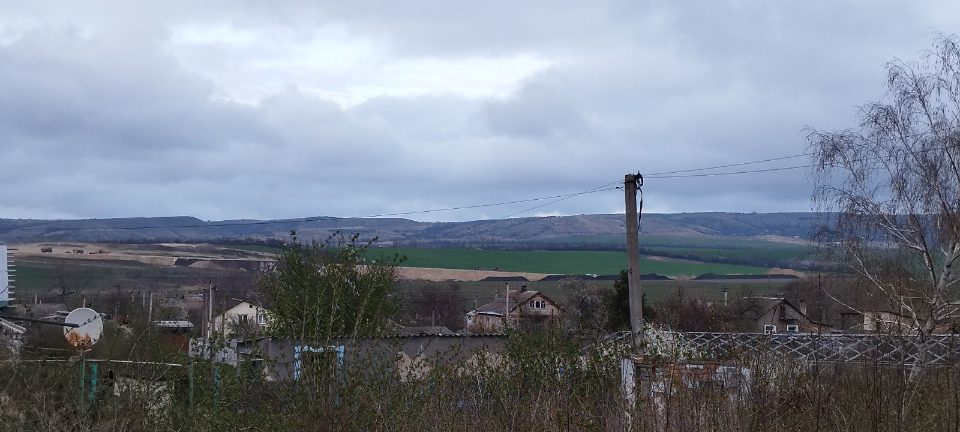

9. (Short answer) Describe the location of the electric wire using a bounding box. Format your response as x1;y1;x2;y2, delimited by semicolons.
498;181;621;219
645;153;810;177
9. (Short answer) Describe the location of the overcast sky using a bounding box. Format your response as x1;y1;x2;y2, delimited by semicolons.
1;2;958;222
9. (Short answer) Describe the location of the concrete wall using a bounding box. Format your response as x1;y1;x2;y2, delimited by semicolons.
239;334;508;382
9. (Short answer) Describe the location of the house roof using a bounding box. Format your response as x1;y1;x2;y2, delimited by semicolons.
732;296;832;327
0;318;25;335
224;298;261;311
472;290;559;316
396;326;456;336
152;320;194;329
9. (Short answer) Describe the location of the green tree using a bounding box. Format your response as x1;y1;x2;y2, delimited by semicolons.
606;270;655;331
258;232;404;342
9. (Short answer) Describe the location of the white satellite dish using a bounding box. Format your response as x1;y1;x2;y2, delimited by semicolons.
63;308;103;349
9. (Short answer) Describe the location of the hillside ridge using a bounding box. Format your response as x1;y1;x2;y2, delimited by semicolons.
0;212;823;245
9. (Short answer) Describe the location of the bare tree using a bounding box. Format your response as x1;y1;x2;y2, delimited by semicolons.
564;277;611;336
807;33;960;379
655;286;724;332
403;280;466;330
49;258;96;303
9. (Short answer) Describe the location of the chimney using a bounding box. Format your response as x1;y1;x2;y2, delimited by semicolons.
799;299;808;316
520;284;528;293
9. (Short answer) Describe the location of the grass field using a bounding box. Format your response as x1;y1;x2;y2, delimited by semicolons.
540;233;806;248
226;237;808;276
373;247;771;276
642;246;811;262
10;258;223;294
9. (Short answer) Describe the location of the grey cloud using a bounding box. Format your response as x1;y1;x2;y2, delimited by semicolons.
2;2;960;222
480;71;587;138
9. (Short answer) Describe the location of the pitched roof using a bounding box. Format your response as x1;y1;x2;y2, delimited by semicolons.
731;296;832;327
473;290;556;315
396;326;455;336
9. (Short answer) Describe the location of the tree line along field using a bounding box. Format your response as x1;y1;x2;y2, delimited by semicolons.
13;257;791;307
452;279;792;307
374;247;773;276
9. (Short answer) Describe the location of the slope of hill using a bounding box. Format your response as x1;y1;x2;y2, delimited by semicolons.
0;212;823;245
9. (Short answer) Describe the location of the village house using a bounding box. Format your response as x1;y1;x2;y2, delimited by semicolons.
212;298;270;338
730;296;830;334
839;308;958;335
465;283;562;332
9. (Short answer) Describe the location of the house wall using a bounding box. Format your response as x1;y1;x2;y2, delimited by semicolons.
863;311;918;333
471;314;507;332
517;295;561;317
467;293;562;332
753;301;825;334
213;302;269;338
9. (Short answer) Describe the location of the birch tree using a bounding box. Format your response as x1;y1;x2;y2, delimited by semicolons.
807;33;960;379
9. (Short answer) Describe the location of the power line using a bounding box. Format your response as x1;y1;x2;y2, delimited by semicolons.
499;181;621;219
645;153;810;177
646;164;811;179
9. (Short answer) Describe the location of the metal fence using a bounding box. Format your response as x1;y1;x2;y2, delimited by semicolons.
679;332;960;365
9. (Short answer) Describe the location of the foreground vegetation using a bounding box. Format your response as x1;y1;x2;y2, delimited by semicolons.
3;328;960;431
2;231;957;431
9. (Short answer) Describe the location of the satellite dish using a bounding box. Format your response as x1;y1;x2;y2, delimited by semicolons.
63;308;103;349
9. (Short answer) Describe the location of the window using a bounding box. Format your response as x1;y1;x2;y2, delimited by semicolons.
786;324;799;333
237;314;249;324
256;310;268;325
531;300;546;309
763;324;777;334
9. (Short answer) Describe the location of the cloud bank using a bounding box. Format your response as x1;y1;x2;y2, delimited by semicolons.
1;1;958;221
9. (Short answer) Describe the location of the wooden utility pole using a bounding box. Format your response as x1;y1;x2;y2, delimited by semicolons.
624;173;644;346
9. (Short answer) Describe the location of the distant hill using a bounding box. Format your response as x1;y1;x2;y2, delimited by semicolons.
0;212;824;245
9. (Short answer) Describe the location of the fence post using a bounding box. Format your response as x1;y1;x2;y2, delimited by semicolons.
213;364;220;404
189;361;194;409
88;363;98;405
621;357;636;429
78;357;86;405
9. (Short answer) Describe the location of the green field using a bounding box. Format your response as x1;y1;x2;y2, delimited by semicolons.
224;235;809;276
373;247;770;277
10;258;224;294
643;246;810;262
